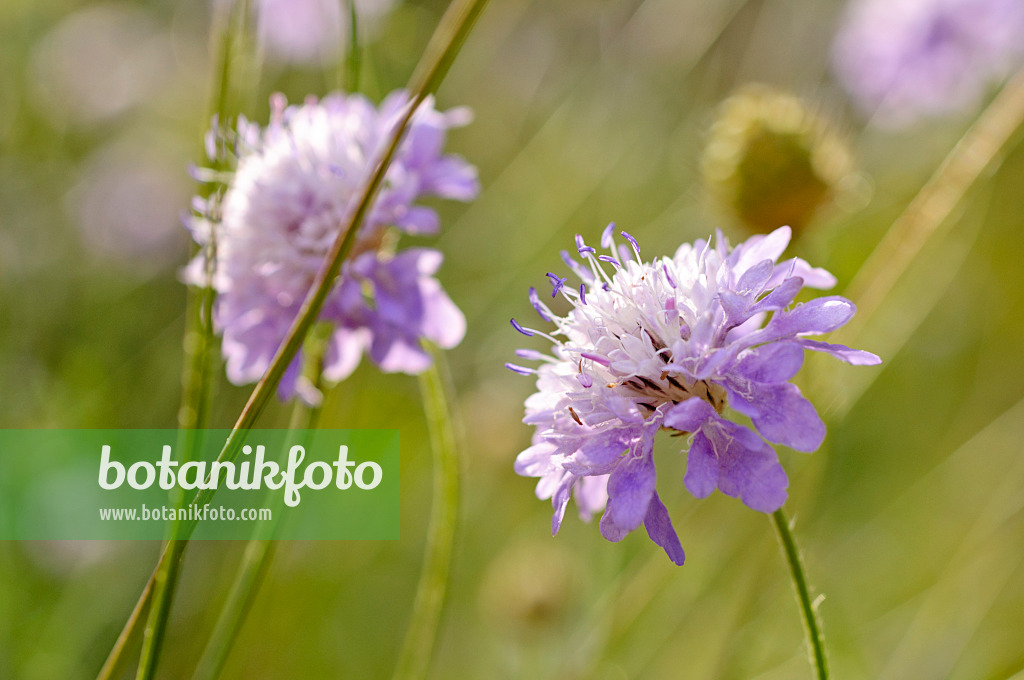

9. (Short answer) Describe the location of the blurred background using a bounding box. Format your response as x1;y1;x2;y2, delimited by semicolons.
2;0;1024;678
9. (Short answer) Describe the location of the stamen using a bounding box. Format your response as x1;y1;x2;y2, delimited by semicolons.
580;351;611;366
560;250;594;283
577;372;594;388
528;287;553;321
515;348;545;360
579;283;587;305
524;326;564;345
505;363;535;376
510;318;534;336
620;231;642;262
577;247;616;289
568;406;584;426
598;255;621;268
547;273;568;298
187;164;210;182
575;234;595;255
601;222;616;249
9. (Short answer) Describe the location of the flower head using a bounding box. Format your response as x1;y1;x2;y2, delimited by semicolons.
255;0;397;66
187;91;478;398
509;225;880;564
702;85;854;235
832;0;1024;126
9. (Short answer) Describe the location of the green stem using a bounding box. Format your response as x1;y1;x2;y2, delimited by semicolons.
191;340;328;680
94;573;154;680
771;508;828;680
95;4;248;680
345;0;361;92
133;2;259;677
191;540;276;680
179;0;256;439
135;543;185;680
392;348;461;680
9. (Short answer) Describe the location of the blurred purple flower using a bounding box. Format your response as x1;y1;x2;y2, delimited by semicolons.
70;139;190;268
832;0;1024;126
186;91;478;398
255;0;397;65
509;226;880;564
30;4;176;127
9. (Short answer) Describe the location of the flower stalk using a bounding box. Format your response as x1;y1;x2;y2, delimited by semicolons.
771;508;828;680
95;2;249;678
344;0;361;92
133;2;259;677
392;346;461;680
190;327;330;680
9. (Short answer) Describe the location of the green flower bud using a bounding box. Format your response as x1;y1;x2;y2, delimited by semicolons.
703;85;854;235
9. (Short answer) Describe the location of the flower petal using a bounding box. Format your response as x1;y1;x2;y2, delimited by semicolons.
419;278;466;349
729;226;791;272
787;258;837;289
736;258;774;295
422;156;480;201
322;328;367;382
575;475;609;520
599;434;657;541
644;492;685;566
749;276;803;315
370;335;432;374
683;430;718;499
727;380;825;452
797;339;882;365
664;397;717;433
733;341;804;383
775;296;856;336
394;205;440;235
563;430;632;475
514;441;560;477
551;472;577;535
702;418;788;512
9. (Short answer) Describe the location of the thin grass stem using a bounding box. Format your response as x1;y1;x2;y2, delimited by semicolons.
191;333;329;680
841;65;1024;343
133;2;259;676
392;347;461;680
346;0;361;92
94;3;247;678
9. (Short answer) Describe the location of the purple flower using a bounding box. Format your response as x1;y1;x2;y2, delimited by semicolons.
510;226;880;565
186;91;478;398
254;0;397;66
832;0;1024;126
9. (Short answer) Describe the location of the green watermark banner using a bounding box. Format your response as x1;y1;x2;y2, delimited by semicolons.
0;429;400;540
